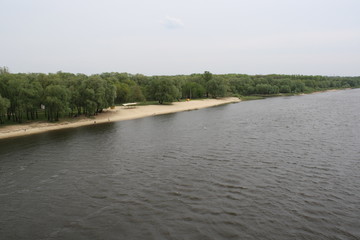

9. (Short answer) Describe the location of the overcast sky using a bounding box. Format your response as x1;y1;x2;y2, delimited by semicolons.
1;0;359;76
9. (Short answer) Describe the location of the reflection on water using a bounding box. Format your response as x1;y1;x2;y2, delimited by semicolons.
1;89;360;240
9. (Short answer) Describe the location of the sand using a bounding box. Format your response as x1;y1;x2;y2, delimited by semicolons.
0;97;240;139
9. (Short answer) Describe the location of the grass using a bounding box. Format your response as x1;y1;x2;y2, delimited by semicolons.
239;96;266;101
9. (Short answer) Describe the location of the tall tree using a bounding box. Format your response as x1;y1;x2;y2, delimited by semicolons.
182;81;205;99
203;71;213;98
114;82;130;103
0;94;10;124
148;78;180;104
128;85;145;102
44;85;70;121
206;77;228;98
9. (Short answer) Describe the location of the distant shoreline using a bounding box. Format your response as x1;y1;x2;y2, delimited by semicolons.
0;88;354;140
0;97;240;140
298;88;346;95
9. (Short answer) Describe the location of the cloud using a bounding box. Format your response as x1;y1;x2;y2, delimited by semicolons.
162;16;184;29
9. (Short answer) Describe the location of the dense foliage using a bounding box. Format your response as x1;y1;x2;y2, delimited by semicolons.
0;66;359;123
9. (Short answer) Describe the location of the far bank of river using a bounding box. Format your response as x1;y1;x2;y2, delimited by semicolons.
0;97;240;139
0;88;355;140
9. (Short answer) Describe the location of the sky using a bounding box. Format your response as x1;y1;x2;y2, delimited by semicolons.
1;0;360;76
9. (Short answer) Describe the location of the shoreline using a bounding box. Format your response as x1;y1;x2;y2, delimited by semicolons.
298;88;347;96
0;97;240;140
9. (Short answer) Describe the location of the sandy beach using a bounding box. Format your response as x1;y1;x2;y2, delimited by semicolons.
0;97;240;139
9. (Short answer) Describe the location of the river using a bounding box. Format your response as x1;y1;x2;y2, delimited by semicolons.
0;89;359;240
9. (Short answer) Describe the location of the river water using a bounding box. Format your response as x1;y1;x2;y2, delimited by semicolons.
0;89;359;240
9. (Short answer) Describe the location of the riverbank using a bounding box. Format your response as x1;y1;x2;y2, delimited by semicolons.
0;97;240;139
240;88;351;101
299;88;343;95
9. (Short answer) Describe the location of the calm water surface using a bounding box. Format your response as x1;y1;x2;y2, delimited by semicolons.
1;89;360;240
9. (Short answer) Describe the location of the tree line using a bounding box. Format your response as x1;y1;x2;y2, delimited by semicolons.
0;66;359;123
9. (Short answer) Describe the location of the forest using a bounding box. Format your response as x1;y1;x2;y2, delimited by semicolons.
0;66;359;124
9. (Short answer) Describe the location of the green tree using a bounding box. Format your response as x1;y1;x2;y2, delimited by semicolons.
148;78;180;104
182;81;205;99
203;71;213;97
79;76;112;115
206;77;228;98
6;76;30;123
23;78;42;120
279;85;291;93
255;84;271;94
105;83;116;107
291;81;305;93
44;85;70;121
114;82;130;103
128;85;145;102
0;94;10;124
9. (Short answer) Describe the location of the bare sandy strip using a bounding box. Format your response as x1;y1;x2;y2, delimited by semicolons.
0;97;240;139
